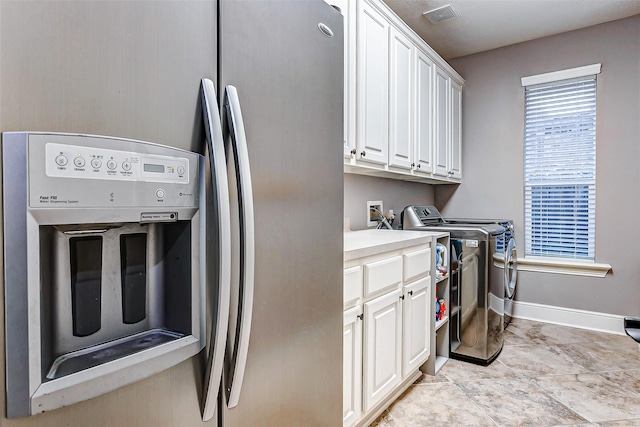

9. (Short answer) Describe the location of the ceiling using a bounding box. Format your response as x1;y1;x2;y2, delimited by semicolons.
382;0;640;60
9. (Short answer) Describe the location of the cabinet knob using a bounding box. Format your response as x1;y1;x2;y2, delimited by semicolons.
399;295;405;300
411;163;415;168
360;151;366;157
408;290;413;295
357;314;363;321
351;148;356;155
417;164;421;169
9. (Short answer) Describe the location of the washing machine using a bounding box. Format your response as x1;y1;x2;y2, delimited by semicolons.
401;206;509;365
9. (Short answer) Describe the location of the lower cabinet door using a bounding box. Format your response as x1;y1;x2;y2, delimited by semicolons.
402;277;431;376
363;289;403;412
343;306;363;427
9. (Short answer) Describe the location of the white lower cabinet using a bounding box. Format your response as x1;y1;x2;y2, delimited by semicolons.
344;237;435;427
344;306;363;427
402;276;431;376
363;289;403;412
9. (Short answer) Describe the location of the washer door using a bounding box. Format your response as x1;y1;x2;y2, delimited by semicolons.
504;238;518;299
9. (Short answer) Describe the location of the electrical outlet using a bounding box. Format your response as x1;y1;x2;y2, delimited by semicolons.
367;200;383;227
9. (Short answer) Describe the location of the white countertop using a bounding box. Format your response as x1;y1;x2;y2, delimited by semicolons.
344;229;444;261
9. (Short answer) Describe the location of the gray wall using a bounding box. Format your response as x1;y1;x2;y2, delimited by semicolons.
344;173;434;230
438;15;640;316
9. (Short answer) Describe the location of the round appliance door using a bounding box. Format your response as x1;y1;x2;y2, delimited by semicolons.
504;237;518;298
504;237;518;328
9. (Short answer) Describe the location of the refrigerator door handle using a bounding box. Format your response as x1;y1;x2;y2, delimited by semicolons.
200;78;232;422
224;85;255;409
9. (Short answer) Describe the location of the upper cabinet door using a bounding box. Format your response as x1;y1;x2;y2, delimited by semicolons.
356;0;389;166
388;27;413;170
433;66;450;177
414;49;434;174
329;0;358;160
449;79;462;180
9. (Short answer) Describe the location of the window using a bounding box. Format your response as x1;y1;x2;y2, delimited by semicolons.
521;64;600;261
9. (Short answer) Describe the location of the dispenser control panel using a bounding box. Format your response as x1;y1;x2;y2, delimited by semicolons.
45;143;189;184
23;132;201;209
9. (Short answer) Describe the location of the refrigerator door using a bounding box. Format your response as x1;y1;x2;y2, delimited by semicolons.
222;84;255;409
218;1;344;425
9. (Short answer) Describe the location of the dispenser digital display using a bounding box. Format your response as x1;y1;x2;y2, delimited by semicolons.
144;163;165;173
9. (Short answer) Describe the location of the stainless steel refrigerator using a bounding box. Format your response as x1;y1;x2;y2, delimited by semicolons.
0;1;344;426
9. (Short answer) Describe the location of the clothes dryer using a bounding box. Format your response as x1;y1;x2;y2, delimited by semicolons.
444;218;518;329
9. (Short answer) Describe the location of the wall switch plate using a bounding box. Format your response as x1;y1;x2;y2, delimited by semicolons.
367;200;383;227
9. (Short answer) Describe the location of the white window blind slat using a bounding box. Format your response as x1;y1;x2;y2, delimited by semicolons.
524;74;596;260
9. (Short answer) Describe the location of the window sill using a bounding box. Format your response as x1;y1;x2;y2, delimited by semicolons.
493;254;611;278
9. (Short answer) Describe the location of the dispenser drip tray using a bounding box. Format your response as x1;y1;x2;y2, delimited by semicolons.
46;328;184;380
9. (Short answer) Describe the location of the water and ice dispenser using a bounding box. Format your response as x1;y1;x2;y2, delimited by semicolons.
2;132;205;417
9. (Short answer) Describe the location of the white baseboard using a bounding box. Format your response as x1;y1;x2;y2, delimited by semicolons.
511;300;626;336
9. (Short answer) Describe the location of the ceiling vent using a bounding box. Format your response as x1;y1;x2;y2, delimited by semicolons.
422;4;459;24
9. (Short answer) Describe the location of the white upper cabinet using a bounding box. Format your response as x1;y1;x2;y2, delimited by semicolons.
449;79;462;179
433;66;450;178
414;49;434;174
388;27;413;170
434;66;462;180
345;0;463;184
328;0;358;160
356;0;389;165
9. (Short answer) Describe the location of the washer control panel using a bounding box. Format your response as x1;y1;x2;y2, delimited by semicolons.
46;143;189;184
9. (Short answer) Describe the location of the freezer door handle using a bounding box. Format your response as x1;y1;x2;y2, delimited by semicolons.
224;85;255;409
200;78;232;422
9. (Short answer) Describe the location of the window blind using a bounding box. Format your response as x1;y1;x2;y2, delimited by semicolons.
524;75;596;260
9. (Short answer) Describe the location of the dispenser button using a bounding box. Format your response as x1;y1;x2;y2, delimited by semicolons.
107;159;117;170
156;188;165;199
74;157;86;168
55;155;68;166
122;161;132;171
177;166;185;175
91;158;102;169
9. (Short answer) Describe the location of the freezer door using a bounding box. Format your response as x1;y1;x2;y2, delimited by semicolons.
218;0;344;425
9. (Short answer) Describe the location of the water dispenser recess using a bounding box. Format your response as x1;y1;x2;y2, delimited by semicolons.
2;132;206;418
120;233;148;324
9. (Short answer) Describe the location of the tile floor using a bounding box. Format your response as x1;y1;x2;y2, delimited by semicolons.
371;319;640;427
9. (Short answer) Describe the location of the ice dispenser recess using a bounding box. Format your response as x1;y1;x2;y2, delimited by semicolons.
70;236;103;336
2;132;205;417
